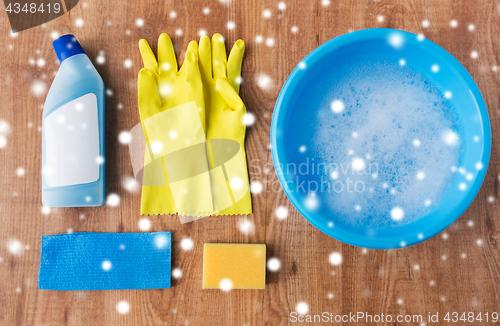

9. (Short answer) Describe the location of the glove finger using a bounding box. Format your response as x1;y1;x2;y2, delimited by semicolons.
216;78;245;112
212;33;227;79
139;39;159;73
138;68;162;117
227;39;245;93
199;35;212;81
158;33;178;74
183;51;201;83
178;40;198;77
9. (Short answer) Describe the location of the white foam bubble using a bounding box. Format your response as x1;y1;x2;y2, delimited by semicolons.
309;59;461;228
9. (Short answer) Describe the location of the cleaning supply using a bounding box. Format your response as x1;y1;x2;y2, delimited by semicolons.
42;34;105;207
199;34;252;215
202;243;266;289
39;232;171;290
134;33;252;218
137;34;212;215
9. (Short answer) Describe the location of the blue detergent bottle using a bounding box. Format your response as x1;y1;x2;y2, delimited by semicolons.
42;34;105;207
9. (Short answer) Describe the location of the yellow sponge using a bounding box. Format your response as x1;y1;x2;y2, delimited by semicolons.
203;243;266;290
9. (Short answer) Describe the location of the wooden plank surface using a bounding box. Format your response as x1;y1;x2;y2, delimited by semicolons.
0;0;499;325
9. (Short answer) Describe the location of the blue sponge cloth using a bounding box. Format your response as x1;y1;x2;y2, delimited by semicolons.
39;232;171;291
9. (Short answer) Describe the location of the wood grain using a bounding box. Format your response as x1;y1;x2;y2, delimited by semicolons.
0;0;499;325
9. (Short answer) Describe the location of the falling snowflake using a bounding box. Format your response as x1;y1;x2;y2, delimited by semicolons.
255;35;263;43
256;74;272;89
305;194;318;209
296;301;309;315
118;131;132;144
116;301;130;314
267;257;281;272
101;260;112;271
106;193;120;207
169;11;177;19
0;119;11;134
421;19;430;28
135;18;145;27
180;237;194;251
138;218;152;231
16;167;25;177
0;135;8;148
450;19;458;28
230;177;243;190
96;51;106;65
277;1;286;10
41;206;51;215
242;112;256;126
202;7;210;15
329;252;342;266
237;217;255;235
124;59;133;68
227;21;235;30
442;129;459;146
388;33;403;48
172;268;183;279
75;18;84;27
122;176;139;193
31;80;47;96
275;206;288;220
351;157;366;172
390;207;404;221
7;239;23;255
250;181;263;194
265;38;275;47
220;278;233;291
154;234;169;249
198;29;207;37
330;99;345;113
468;24;475;31
262;9;272;18
471;50;478;59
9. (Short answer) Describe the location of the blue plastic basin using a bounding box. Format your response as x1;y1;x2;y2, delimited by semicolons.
271;28;491;249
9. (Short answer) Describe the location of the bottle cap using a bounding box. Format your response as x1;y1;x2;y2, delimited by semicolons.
53;34;85;63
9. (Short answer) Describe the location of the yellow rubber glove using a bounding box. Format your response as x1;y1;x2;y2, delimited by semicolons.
138;34;211;215
199;34;252;215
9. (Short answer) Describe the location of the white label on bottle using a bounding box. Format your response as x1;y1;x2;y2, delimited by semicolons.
45;93;100;187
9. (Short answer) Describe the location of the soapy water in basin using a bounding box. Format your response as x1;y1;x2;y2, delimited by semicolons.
287;58;462;229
